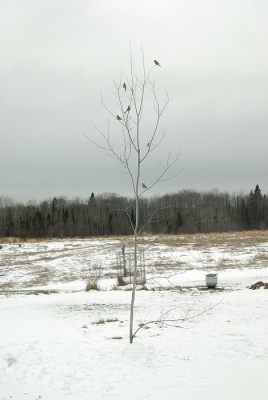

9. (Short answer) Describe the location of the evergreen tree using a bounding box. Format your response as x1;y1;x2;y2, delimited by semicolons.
253;185;264;229
247;187;263;229
254;184;262;198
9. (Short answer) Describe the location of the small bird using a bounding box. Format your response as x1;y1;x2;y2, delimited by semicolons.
123;83;127;91
154;60;161;67
142;183;147;189
124;106;130;113
146;142;150;147
116;115;122;120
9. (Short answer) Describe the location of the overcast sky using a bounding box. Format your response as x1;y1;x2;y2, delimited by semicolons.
1;0;267;203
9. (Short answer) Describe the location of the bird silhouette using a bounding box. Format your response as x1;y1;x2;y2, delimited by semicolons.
142;183;147;189
146;142;150;147
116;115;122;120
154;60;161;67
124;106;130;113
123;83;127;91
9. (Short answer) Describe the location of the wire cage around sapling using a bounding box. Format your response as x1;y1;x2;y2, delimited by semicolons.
116;245;146;286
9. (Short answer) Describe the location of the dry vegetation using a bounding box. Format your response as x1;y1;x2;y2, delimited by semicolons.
2;230;268;247
0;231;267;291
140;230;268;247
92;317;119;325
85;281;100;291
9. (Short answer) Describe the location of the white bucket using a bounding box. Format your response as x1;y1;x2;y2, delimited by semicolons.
206;273;218;288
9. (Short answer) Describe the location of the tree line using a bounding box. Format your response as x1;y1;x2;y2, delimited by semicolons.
0;185;267;239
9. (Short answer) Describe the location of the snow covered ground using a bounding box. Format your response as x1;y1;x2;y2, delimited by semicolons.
0;233;268;399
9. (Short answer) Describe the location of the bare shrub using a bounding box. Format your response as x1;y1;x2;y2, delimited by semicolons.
92;318;105;325
85;281;100;291
85;263;103;291
92;317;118;324
106;317;119;323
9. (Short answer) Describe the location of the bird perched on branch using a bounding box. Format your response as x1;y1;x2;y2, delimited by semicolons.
142;183;147;189
116;115;122;121
124;106;130;113
146;142;150;147
123;83;127;91
154;60;161;67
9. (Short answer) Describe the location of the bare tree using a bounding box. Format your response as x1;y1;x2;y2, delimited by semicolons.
132;299;221;339
86;48;180;343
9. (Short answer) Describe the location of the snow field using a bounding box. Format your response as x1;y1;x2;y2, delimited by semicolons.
0;234;268;399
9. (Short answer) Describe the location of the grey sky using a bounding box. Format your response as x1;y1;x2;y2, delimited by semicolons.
1;0;267;203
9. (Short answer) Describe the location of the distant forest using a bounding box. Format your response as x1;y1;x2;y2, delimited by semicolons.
0;185;267;239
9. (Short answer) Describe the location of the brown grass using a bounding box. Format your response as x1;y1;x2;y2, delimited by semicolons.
0;289;59;295
1;230;267;291
28;289;59;295
251;251;268;263
92;317;118;324
1;237;59;244
85;281;100;291
2;230;267;246
137;230;268;248
92;318;105;324
0;282;16;290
